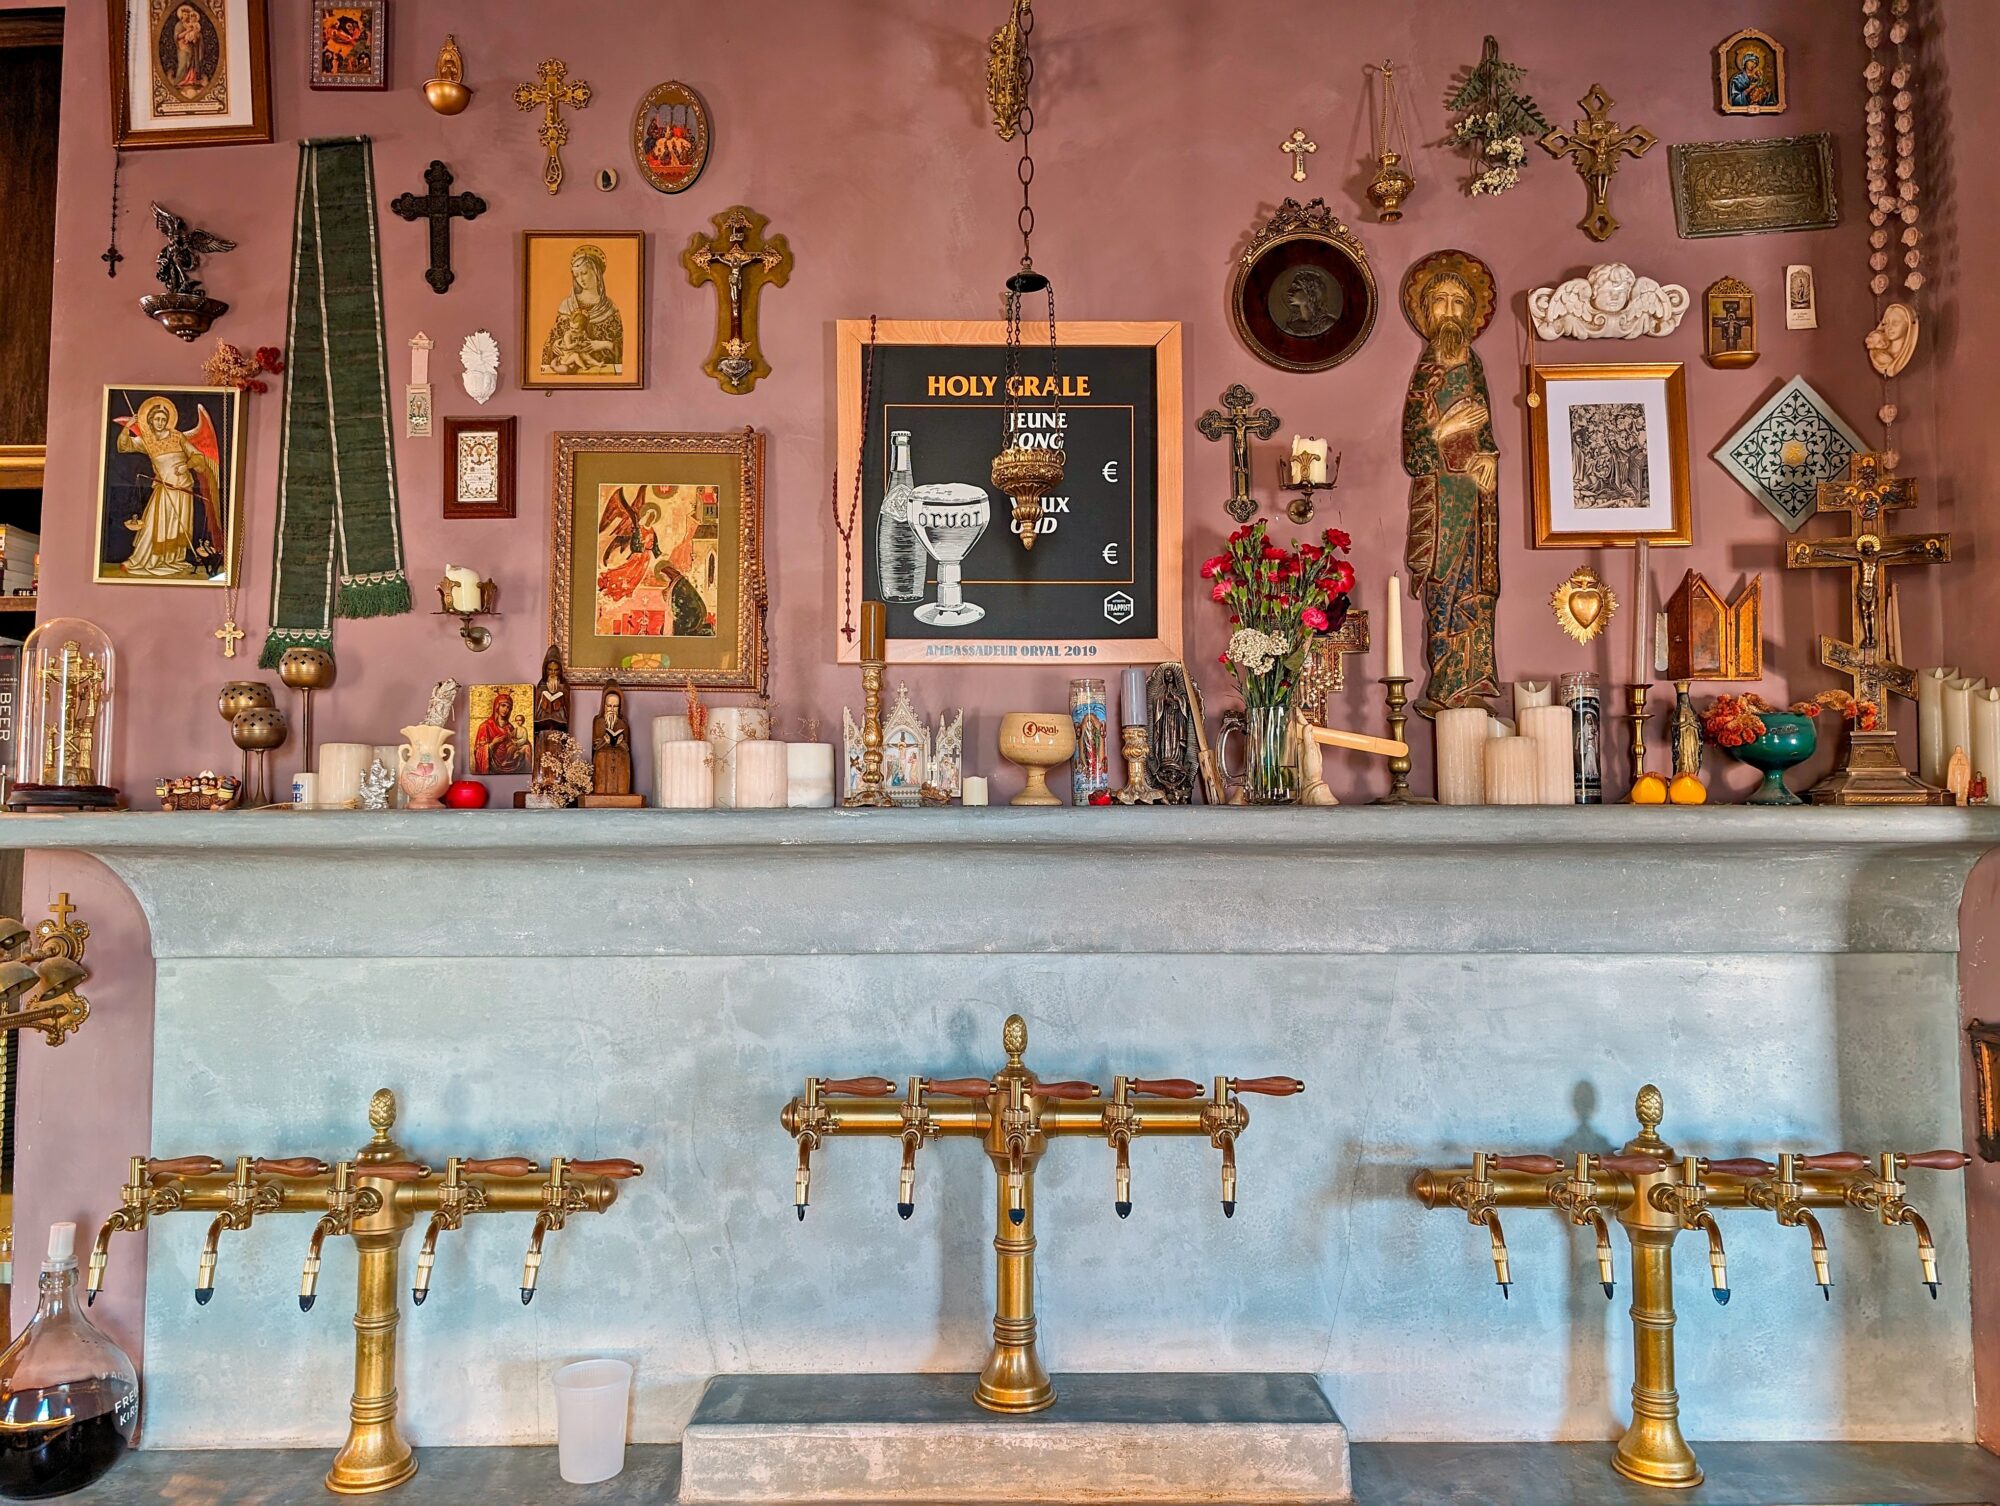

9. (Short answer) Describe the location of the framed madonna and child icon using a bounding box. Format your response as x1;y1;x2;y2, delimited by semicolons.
519;232;647;391
94;384;244;585
108;0;272;149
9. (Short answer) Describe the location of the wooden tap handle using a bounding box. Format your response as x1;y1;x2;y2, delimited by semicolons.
566;1158;644;1180
253;1157;332;1179
1130;1078;1203;1099
822;1077;896;1097
1901;1149;1972;1171
1491;1155;1563;1175
143;1155;224;1181
362;1161;432;1182
1232;1076;1305;1097
1702;1158;1776;1179
1593;1155;1667;1175
928;1077;995;1098
1798;1152;1868;1173
462;1157;540;1177
1035;1080;1100;1101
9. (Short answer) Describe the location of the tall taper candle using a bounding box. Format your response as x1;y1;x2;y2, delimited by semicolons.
1435;706;1490;805
1122;667;1149;728
1385;574;1405;679
1973;688;2000;791
860;599;886;661
1944;677;1981;775
1630;540;1650;685
1917;667;1956;787
1512;681;1553;723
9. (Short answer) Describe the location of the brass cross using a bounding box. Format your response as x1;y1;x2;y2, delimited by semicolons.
215;618;246;659
513;58;592;195
48;892;76;930
1539;85;1655;241
1196;384;1279;524
1300;608;1372;715
1785;454;1949;708
1281;128;1317;183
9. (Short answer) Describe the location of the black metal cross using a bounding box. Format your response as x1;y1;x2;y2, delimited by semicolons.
390;160;487;295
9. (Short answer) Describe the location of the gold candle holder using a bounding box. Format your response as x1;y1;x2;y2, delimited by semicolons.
1115;723;1166;805
843;661;893;809
1372;676;1433;805
1626;682;1653;793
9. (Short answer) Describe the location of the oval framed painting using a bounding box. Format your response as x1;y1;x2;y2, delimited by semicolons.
633;82;711;195
1229;198;1378;373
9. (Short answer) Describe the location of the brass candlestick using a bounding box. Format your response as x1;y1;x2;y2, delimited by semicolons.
1115;723;1167;804
1626;682;1653;791
278;648;337;767
843;660;893;808
219;681;275;796
1372;676;1433;805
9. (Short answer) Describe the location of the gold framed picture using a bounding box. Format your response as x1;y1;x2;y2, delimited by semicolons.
466;683;533;776
1229;198;1378;374
1528;363;1692;548
550;430;766;691
94;384;244;585
108;0;273;149
519;231;647;391
1715;27;1786;116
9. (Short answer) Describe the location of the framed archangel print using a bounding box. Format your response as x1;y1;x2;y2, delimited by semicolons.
94;383;244;585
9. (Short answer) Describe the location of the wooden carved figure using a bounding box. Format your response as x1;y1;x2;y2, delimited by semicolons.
591;682;633;796
534;644;571;769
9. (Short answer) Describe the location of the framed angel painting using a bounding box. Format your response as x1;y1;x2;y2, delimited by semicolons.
108;0;273;148
94;384;244;585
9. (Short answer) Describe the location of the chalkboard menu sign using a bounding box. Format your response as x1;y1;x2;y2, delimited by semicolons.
835;320;1183;664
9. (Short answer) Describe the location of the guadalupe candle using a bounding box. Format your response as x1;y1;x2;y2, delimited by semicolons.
786;743;835;808
735;740;790;809
1384;574;1405;679
1512;681;1553;723
1483;737;1540;805
1435;706;1490;805
1630;540;1651;685
1944;678;1980;774
1972;688;2000;790
1917;667;1957;787
657;741;715;808
1122;667;1149;728
961;776;990;807
861;600;886;661
1519;704;1575;806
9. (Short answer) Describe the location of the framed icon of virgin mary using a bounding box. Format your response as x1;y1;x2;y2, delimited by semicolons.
1230;197;1379;374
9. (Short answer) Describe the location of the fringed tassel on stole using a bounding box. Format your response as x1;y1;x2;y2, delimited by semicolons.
258;627;335;670
337;571;413;620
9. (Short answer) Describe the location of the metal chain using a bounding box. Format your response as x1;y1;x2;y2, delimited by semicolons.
1016;5;1036;272
830;314;878;641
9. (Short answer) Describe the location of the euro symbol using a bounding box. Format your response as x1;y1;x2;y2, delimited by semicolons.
1102;461;1119;483
1101;543;1120;564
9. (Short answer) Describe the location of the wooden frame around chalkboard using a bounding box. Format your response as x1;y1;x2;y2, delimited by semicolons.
835;319;1183;666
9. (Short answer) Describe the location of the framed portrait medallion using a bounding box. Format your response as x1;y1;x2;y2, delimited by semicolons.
94;384;244;585
1230;197;1378;373
550;430;766;691
632;81;711;195
1528;363;1691;548
108;0;272;148
519;231;647;391
441;416;516;519
309;0;387;91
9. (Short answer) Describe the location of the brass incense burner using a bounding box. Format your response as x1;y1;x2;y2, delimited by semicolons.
784;1014;1302;1414
87;1089;642;1495
1413;1085;1968;1489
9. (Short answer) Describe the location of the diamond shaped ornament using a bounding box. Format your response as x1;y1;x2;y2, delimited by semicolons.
1713;376;1868;532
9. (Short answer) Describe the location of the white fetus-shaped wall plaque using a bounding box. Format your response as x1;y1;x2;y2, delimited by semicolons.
1529;262;1690;340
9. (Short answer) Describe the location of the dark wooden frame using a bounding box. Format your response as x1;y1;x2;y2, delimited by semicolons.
441;415;517;520
308;0;387;91
108;0;272;148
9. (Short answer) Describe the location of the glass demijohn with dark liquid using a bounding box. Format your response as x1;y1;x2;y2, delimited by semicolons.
0;1224;138;1498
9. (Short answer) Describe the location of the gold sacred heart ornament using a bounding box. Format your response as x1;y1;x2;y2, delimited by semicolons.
1551;566;1618;644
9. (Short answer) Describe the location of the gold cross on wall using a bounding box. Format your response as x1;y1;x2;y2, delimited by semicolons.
1539;85;1656;241
214;618;245;659
1281;128;1317;183
513;58;592;195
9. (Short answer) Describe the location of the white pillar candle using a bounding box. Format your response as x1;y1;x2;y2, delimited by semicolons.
1519;704;1575;806
650;715;694;805
961;775;990;807
1488;716;1515;737
657;741;715;809
1917;667;1957;787
1972;690;2000;791
1435;706;1490;805
318;742;373;808
1385;574;1405;679
1630;540;1651;685
705;708;772;809
735;740;790;809
1483;737;1540;805
1512;681;1553;722
1944;678;1981;775
786;743;835;808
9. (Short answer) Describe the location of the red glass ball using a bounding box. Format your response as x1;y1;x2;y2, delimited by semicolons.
443;779;490;809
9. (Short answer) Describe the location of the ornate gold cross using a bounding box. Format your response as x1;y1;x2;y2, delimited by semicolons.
1196;383;1279;524
1785;454;1949;708
513;58;592;195
1281;128;1317;183
1539;85;1655;241
214;618;246;659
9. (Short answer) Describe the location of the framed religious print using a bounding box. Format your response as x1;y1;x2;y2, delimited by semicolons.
550;430;766;691
519;232;647;391
1715;28;1786;116
107;0;272;149
93;384;244;585
1528;363;1692;548
1229;198;1378;374
441;416;516;519
466;683;533;776
309;0;387;91
633;81;711;194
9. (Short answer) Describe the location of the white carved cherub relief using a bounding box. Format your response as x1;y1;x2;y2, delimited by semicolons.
1529;262;1690;340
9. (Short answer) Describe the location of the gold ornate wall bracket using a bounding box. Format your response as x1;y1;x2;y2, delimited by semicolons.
683;206;792;395
987;0;1032;140
0;893;93;1046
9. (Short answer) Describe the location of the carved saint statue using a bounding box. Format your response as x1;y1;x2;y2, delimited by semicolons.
1529;262;1689;341
533;644;571;769
1402;251;1501;713
591;681;633;796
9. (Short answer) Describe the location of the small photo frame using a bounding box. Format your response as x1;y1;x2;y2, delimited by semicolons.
1716;27;1786;116
108;0;272;148
441;416;516;520
1528;363;1691;548
309;0;386;90
520;231;648;392
467;683;534;776
95;384;245;585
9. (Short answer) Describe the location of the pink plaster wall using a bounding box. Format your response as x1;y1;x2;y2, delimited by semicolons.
11;0;1968;1399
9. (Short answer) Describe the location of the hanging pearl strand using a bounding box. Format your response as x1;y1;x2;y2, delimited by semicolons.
1865;0;1922;463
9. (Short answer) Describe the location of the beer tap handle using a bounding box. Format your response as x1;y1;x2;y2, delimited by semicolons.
927;1077;994;1098
1490;1154;1563;1175
1702;1158;1775;1178
1797;1151;1867;1173
565;1158;644;1179
822;1077;895;1097
1229;1076;1306;1097
361;1161;432;1182
1128;1078;1202;1099
462;1157;540;1177
253;1157;333;1179
1592;1154;1666;1175
144;1156;224;1183
1898;1150;1972;1171
1035;1080;1100;1101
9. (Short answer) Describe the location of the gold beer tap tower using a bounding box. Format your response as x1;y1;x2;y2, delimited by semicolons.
783;1014;1303;1414
86;1089;643;1496
1412;1084;1969;1490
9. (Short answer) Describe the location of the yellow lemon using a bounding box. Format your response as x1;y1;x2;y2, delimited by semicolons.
1669;773;1709;805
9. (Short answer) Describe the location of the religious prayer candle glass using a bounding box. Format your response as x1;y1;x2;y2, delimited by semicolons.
1433;706;1489;805
1069;679;1110;805
9;619;117;810
909;484;991;627
1559;671;1603;804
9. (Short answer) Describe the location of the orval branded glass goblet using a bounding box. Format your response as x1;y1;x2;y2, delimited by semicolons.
909;483;990;628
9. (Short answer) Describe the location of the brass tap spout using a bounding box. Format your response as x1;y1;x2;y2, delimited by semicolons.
91;1154;225;1305
1694;1212;1728;1305
87;1209;138;1307
1800;1210;1831;1298
897;1078;934;1220
1456;1153;1558;1297
413;1156;533;1305
1586;1208;1616;1300
1479;1208;1512;1296
1861;1150;1967;1297
520;1156;642;1304
1898;1205;1939;1298
300;1212;340;1313
794;1135;816;1222
1002;1079;1031;1226
1770;1152;1854;1298
1213;1076;1305;1217
197;1156;331;1305
522;1210;552;1306
1110;1077;1202;1219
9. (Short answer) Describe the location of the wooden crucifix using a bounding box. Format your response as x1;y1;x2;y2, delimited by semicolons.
683;205;792;395
389;161;486;295
1196;383;1279;524
1538;85;1656;241
1785;453;1950;708
513;58;592;195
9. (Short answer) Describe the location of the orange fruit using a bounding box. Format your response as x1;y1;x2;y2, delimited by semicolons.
1669;773;1708;805
1630;773;1669;804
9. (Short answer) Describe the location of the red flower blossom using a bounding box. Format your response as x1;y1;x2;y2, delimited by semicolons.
1301;605;1329;631
1299;542;1325;562
1210;580;1231;602
1262;543;1286;561
1229;525;1254;544
1330;560;1357;595
1323;527;1352;552
1199;554;1230;580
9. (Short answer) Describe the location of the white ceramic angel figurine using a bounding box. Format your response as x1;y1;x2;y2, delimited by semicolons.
1530;263;1690;340
460;329;499;403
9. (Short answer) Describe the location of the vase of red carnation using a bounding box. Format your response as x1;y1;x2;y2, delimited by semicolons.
1200;520;1357;804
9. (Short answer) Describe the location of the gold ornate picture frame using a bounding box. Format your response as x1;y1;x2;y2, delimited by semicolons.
1528;363;1692;548
108;0;272;149
1230;197;1378;373
549;430;767;691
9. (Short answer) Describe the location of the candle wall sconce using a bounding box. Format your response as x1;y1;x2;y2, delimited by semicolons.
0;893;93;1047
1276;441;1342;525
435;569;499;651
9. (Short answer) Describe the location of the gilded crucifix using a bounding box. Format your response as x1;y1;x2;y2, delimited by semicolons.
513;58;592;195
1196;384;1279;524
683;206;792;395
1539;85;1655;241
1785;453;1949;708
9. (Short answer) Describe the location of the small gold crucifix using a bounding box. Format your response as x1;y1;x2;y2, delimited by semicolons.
513;58;592;195
214;618;246;659
1281;128;1317;183
1539;85;1655;241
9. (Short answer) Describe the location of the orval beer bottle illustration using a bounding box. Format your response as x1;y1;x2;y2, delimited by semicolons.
876;429;924;603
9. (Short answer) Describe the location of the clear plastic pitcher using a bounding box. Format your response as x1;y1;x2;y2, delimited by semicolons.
552;1358;631;1485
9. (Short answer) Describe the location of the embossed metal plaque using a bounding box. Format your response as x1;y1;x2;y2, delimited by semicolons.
1669;132;1838;239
